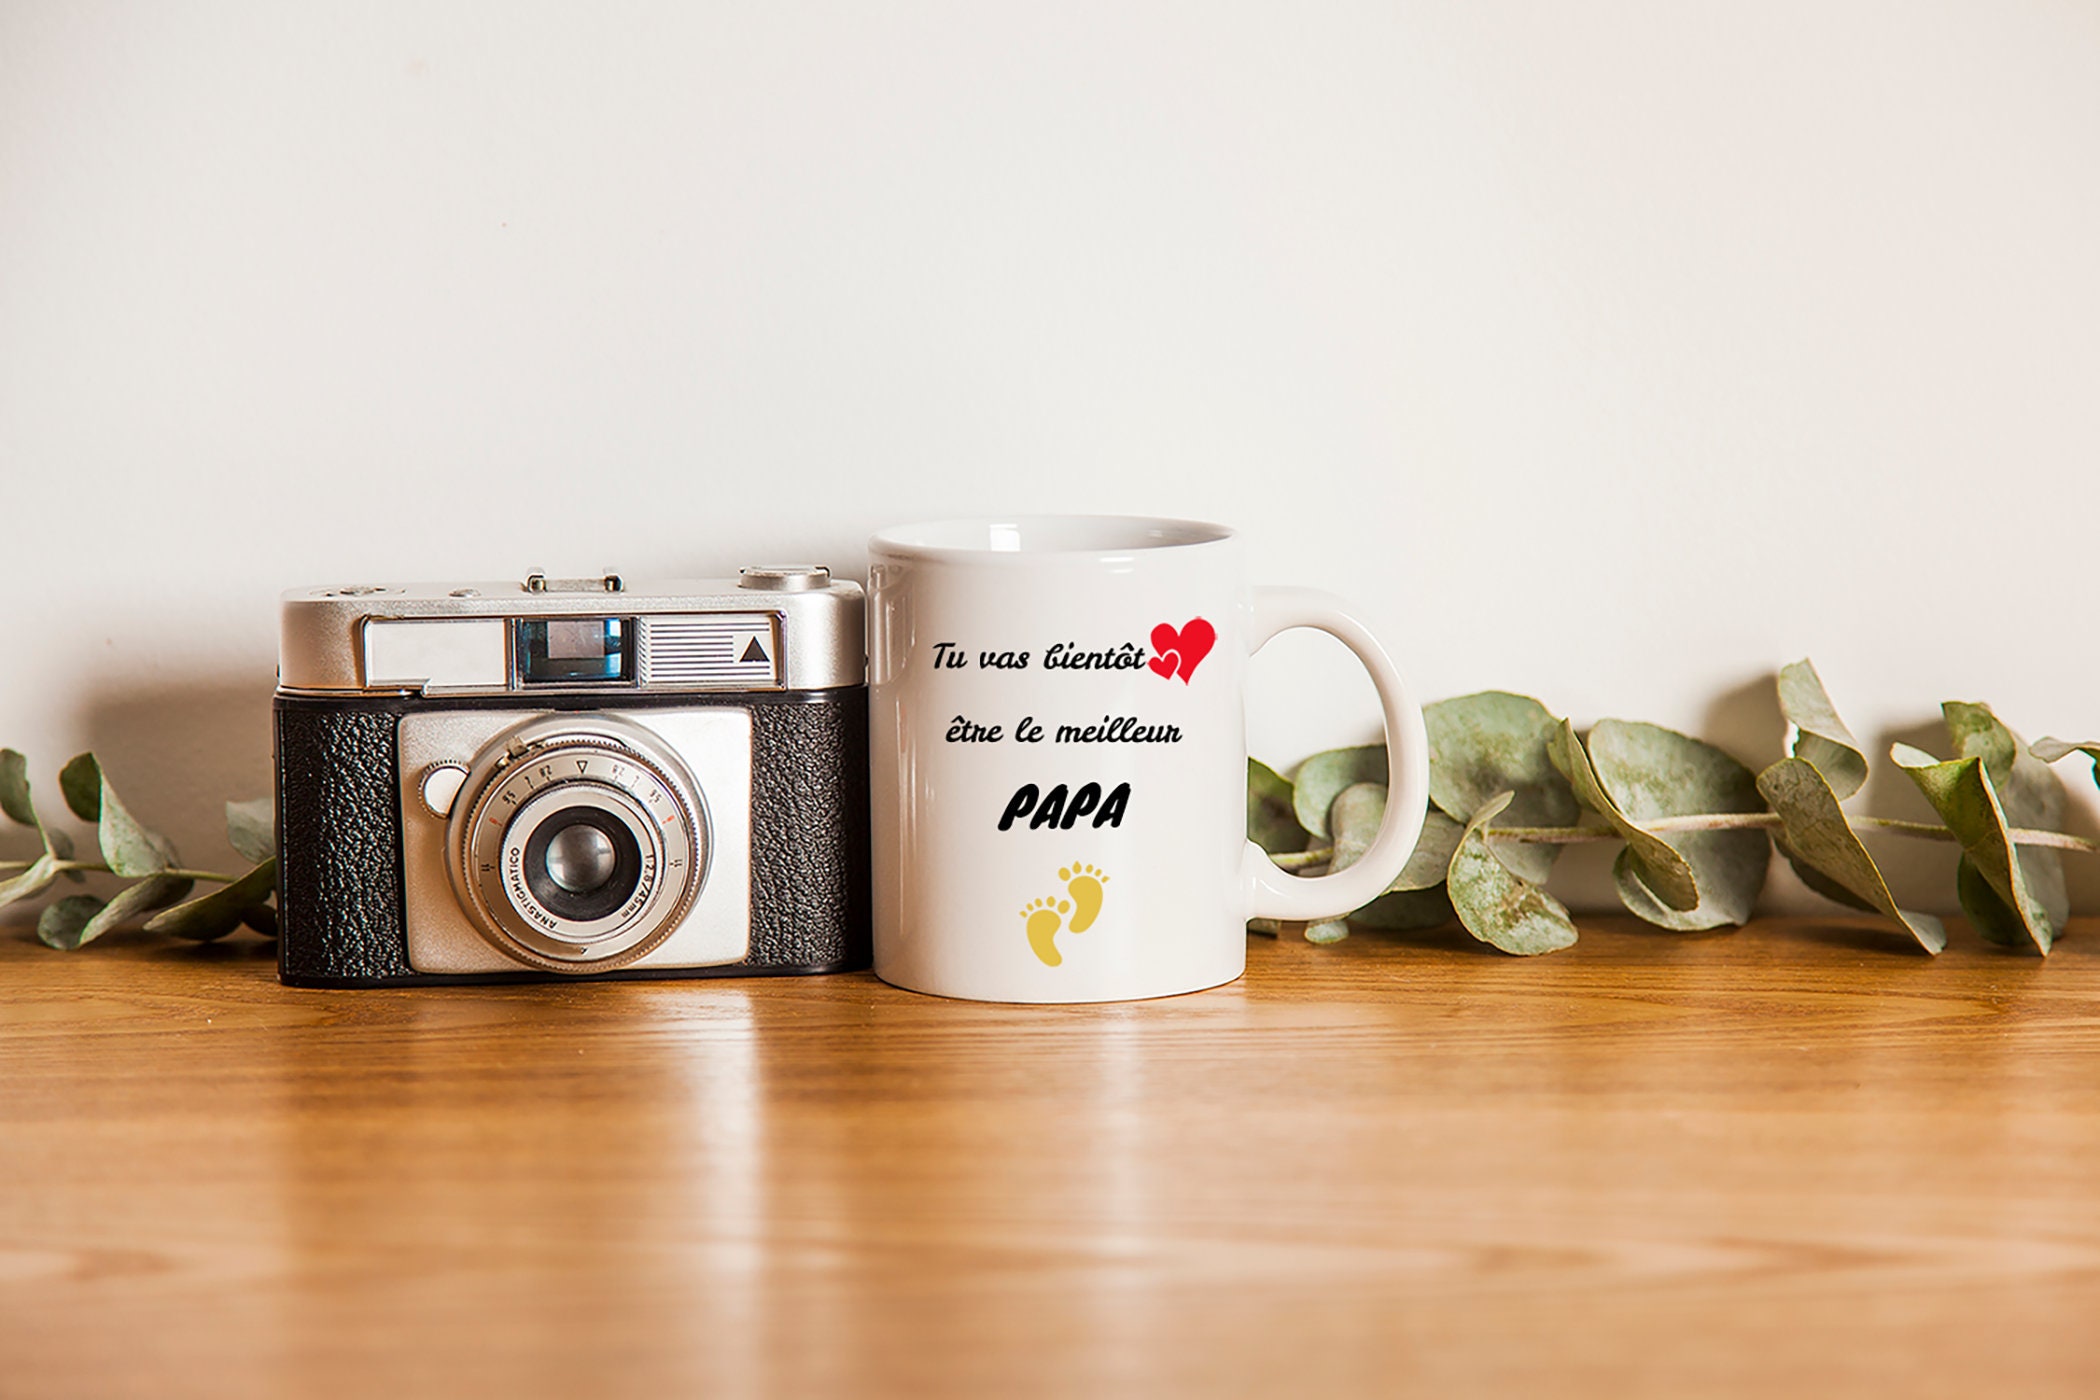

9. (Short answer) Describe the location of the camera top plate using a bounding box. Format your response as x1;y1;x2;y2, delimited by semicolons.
279;569;864;696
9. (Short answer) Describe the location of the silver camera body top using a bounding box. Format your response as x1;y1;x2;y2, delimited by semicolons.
278;567;862;698
276;568;863;978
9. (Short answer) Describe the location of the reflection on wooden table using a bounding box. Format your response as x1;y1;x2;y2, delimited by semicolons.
4;917;2099;1396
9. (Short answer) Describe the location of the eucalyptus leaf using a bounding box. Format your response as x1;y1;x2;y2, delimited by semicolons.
0;749;32;826
58;753;102;823
1306;919;1351;944
1942;703;2068;930
1757;757;1945;953
1956;857;2028;948
1547;720;1699;911
95;768;176;878
146;858;276;941
1291;745;1386;840
242;903;278;936
1247;759;1307;856
1944;703;2014;780
1588;720;1769;930
1328;782;1386;872
1352;885;1455;931
37;894;104;949
2034;737;2100;787
226;797;279;864
1892;743;2053;954
0;852;63;911
1397;810;1465;892
1328;782;1463;894
43;874;194;950
1423;691;1577;883
48;826;79;873
0;752;77;871
1445;790;1579;955
1776;660;1868;800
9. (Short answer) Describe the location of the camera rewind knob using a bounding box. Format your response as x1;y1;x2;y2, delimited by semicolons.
738;565;830;592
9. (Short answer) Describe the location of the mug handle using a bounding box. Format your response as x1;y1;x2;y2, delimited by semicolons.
1240;586;1430;922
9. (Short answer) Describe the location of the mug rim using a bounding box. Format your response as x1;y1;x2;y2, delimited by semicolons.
870;514;1237;562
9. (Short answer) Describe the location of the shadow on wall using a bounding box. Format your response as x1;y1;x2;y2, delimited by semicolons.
0;673;273;930
82;673;276;879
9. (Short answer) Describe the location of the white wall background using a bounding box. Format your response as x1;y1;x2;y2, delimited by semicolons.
4;1;2097;915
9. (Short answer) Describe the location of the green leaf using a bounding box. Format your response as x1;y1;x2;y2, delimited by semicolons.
1757;757;1945;953
1776;660;1868;800
1291;745;1386;840
0;852;63;911
94;767;176;878
37;894;104;949
1328;782;1465;894
1941;703;2068;930
1943;703;2016;783
1396;810;1465;892
242;903;278;937
1305;918;1351;945
48;826;79;871
1587;719;1769;931
38;875;193;950
0;752;79;874
1422;691;1578;883
225;797;276;865
1956;857;2027;948
1892;743;2053;954
58;753;102;822
0;749;32;826
1328;782;1385;870
1351;885;1456;931
1445;790;1579;955
2034;737;2100;790
145;858;277;941
1247;759;1307;856
1547;720;1699;912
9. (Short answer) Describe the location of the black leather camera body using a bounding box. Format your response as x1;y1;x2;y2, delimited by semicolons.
274;568;868;987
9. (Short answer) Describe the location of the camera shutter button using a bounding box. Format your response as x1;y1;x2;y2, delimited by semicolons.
419;763;470;818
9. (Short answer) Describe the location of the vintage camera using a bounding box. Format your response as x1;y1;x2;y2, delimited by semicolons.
274;567;868;986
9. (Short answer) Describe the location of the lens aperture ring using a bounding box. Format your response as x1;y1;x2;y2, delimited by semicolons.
452;727;707;972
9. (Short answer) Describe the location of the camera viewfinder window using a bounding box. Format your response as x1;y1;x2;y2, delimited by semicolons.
517;618;632;684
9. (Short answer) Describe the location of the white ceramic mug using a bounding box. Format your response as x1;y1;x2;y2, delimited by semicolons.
867;515;1429;1003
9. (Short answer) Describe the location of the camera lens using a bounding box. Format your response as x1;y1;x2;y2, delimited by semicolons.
447;716;708;973
546;825;616;894
521;809;642;922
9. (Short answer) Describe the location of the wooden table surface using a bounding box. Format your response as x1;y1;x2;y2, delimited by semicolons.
5;917;2100;1398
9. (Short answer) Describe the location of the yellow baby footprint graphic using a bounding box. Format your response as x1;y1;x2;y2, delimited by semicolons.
1021;897;1071;967
1058;862;1109;933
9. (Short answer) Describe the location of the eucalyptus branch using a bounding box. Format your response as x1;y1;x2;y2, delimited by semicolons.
1485;815;2100;855
3;747;277;949
1250;660;2100;957
1271;814;2100;873
49;860;247;884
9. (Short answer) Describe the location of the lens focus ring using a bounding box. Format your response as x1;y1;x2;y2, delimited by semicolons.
447;718;708;973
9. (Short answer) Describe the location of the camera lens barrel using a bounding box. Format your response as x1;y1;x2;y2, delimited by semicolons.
446;716;709;972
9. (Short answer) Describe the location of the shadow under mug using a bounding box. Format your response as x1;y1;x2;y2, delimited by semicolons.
867;514;1428;1003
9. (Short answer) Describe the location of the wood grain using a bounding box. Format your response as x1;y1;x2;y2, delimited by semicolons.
5;917;2100;1398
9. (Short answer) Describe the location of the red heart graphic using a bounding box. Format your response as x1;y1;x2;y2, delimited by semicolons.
1149;618;1215;684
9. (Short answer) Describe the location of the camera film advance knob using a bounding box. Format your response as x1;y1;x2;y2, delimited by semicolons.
737;565;830;592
